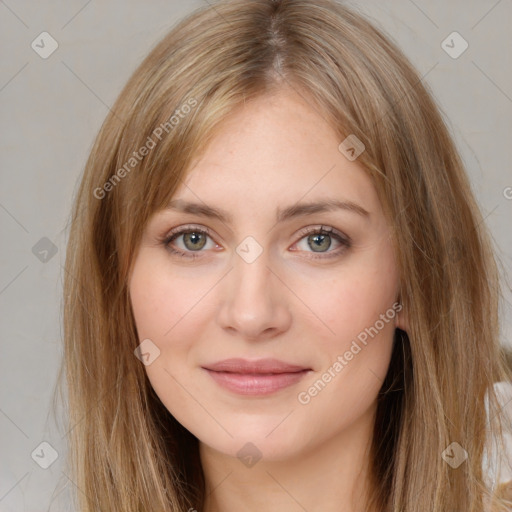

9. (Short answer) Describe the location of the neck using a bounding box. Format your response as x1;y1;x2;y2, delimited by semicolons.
199;405;377;512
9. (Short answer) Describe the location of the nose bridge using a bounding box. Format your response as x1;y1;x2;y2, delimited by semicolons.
232;233;273;301
217;246;291;339
233;250;271;301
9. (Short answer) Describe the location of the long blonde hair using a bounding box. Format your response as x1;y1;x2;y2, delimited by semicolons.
61;0;511;510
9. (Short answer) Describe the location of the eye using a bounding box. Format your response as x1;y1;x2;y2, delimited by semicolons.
162;225;219;259
161;224;351;260
291;226;351;258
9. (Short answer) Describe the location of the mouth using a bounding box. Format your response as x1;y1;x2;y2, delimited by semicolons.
202;358;312;396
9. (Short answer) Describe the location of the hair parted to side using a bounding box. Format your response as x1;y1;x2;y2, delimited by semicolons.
60;0;511;510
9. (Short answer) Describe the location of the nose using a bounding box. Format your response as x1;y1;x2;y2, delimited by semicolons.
216;253;292;341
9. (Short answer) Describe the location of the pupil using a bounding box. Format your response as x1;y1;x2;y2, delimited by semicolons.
308;234;331;252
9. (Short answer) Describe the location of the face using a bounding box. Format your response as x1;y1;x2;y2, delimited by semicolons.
129;88;403;462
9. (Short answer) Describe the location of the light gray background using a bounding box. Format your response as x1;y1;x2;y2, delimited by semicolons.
1;1;511;510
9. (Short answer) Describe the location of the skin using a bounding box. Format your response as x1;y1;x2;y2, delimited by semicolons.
129;87;406;512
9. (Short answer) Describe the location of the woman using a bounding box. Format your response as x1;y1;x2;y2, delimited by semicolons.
61;0;512;510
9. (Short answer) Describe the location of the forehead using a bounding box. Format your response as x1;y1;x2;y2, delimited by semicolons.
172;89;380;217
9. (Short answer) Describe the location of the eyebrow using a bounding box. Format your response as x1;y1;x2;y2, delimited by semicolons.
165;198;370;223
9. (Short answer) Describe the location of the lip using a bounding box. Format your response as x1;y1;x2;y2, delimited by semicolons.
202;358;311;396
203;358;309;374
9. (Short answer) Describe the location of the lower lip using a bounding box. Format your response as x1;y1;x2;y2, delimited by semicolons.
204;369;310;396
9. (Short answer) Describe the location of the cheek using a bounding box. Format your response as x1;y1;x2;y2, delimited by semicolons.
300;252;399;347
129;252;213;340
129;254;208;430
293;243;399;405
295;264;397;433
129;252;219;393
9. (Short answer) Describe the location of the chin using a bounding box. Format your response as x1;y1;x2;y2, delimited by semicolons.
201;432;304;464
190;410;302;457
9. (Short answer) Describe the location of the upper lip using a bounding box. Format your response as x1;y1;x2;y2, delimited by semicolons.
202;358;310;374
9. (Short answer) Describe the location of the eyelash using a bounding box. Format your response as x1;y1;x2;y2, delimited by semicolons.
160;224;351;260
